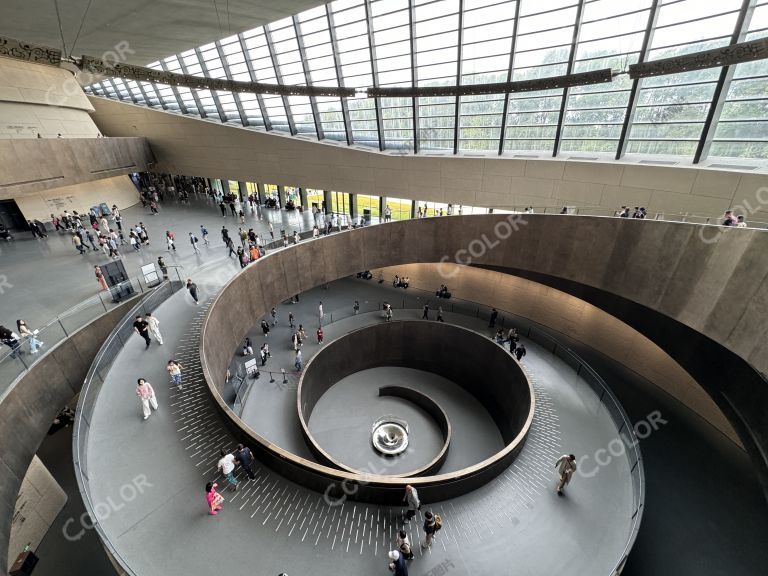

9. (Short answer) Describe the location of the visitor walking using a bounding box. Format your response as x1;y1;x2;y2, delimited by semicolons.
316;326;324;344
271;307;278;326
396;531;414;561
420;511;441;548
261;319;270;338
555;454;577;496
165;231;176;251
136;378;158;421
145;312;163;344
200;225;209;245
353;300;359;315
422;303;429;320
436;307;444;322
217;449;239;491
157;256;168;278
17;320;43;353
388;550;408;576
403;485;420;522
288;312;295;328
318;301;324;325
189;232;200;253
234;444;256;480
489;308;498;327
294;349;303;371
515;344;526;361
133;315;152;348
186;279;199;305
95;265;108;291
167;360;183;390
206;482;224;516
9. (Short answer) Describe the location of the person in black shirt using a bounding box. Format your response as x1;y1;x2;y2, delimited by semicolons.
234;444;256;479
133;315;151;348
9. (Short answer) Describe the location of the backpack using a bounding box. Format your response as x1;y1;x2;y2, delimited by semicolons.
434;514;443;531
192;235;198;243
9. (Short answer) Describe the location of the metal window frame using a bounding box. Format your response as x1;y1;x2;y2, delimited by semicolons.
214;41;250;127
616;0;660;160
694;0;758;163
134;81;155;108
157;60;189;114
237;33;272;130
497;0;522;155
552;0;587;157
293;15;325;140
409;0;419;154
364;0;385;151
326;4;354;145
193;48;228;123
263;26;297;136
452;0;464;155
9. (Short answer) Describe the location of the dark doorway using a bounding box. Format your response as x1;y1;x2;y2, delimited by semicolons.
0;200;27;231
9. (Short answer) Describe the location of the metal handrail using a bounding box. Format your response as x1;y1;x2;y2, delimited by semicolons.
361;284;645;573
71;279;183;576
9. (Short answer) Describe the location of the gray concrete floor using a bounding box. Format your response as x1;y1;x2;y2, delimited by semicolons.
14;200;768;576
309;367;501;475
82;278;636;576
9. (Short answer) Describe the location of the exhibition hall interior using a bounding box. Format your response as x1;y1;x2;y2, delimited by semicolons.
1;0;768;575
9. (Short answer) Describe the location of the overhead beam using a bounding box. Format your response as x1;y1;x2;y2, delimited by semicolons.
215;41;251;127
292;15;325;140
263;26;297;135
693;0;758;163
364;0;385;151
409;0;419;154
552;0;587;157
326;5;354;146
497;0;523;156
237;33;273;130
616;0;660;160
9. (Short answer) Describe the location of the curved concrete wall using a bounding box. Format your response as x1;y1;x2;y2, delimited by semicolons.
200;215;768;500
298;321;531;479
374;262;740;445
90;96;768;219
0;298;137;574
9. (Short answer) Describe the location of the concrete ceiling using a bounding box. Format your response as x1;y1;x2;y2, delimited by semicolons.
0;0;328;65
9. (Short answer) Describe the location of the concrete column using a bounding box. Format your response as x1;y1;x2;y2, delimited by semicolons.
238;181;247;201
349;193;357;218
221;180;231;195
299;187;308;208
323;190;332;214
277;185;286;208
256;183;265;204
379;196;385;221
410;201;416;219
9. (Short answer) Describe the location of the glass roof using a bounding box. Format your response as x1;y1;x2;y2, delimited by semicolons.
86;0;768;163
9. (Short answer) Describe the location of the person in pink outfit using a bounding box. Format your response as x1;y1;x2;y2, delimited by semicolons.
135;378;158;420
206;482;224;515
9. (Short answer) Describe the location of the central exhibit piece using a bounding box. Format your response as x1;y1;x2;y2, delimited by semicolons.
371;416;409;455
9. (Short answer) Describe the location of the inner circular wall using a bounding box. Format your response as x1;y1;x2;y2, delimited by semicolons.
298;320;532;479
308;366;504;475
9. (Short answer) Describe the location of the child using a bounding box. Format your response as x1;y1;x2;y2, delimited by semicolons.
316;326;324;344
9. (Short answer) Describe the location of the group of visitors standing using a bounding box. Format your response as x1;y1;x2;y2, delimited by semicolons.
386;485;444;574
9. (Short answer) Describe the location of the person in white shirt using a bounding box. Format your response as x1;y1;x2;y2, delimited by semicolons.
555;454;577;495
136;378;158;420
145;312;163;345
217;449;239;491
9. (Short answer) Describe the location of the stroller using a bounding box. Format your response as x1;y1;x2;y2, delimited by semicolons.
0;224;14;241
